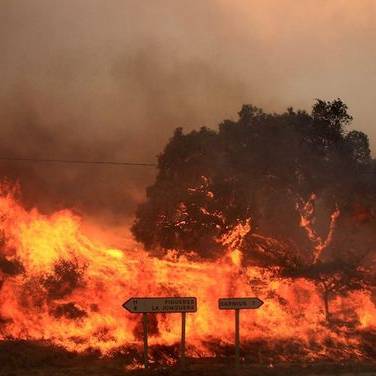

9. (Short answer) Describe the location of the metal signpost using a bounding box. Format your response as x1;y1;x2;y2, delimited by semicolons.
218;297;264;368
122;297;197;368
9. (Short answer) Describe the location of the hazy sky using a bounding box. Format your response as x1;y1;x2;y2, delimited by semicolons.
0;0;375;221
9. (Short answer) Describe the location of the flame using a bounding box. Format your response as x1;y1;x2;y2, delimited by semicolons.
297;194;340;263
0;186;375;362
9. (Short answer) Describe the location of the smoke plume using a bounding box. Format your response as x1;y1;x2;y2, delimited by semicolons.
0;0;375;221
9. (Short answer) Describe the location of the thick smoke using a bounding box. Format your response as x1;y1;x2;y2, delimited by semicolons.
0;0;375;222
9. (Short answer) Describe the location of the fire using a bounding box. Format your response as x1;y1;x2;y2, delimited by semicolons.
0;184;375;362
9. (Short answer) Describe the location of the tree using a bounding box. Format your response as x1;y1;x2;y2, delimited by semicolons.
132;99;376;321
133;99;373;250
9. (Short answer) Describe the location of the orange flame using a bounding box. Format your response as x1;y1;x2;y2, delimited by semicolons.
0;187;375;361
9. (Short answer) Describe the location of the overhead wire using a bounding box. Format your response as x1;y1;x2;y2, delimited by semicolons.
0;157;157;167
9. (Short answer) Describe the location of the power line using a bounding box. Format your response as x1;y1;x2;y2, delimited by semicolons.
0;156;157;167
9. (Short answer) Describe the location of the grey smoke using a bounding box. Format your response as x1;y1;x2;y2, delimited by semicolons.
0;0;375;222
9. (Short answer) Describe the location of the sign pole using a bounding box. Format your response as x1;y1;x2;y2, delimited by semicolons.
218;297;263;369
180;312;186;368
235;308;240;368
142;313;148;369
122;297;197;368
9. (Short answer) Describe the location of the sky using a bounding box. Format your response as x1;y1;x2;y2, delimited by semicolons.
0;0;375;222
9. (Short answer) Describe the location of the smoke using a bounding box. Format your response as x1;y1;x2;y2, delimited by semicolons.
0;0;375;221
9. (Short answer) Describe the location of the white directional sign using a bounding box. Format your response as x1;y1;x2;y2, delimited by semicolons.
122;296;197;368
122;297;197;313
218;297;264;368
218;297;264;310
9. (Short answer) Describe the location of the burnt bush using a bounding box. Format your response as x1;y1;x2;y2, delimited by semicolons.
42;259;86;300
51;302;87;320
0;255;24;276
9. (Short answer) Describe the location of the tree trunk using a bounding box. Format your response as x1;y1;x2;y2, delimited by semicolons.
323;289;331;322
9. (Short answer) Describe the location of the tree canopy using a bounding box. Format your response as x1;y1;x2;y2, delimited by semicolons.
133;99;375;264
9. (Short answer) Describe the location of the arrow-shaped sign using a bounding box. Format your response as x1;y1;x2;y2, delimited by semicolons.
122;297;197;313
218;297;264;310
218;297;264;368
122;297;197;369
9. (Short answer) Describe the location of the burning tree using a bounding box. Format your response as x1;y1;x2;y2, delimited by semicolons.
304;260;372;323
133;99;376;321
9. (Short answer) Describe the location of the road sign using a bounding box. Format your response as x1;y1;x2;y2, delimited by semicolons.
218;297;264;368
218;297;264;310
122;297;197;369
122;297;197;313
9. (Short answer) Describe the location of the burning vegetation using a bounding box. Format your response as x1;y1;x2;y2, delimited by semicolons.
0;100;375;367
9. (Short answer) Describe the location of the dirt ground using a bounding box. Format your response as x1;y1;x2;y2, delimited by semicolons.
1;365;376;376
2;361;376;376
1;341;375;376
